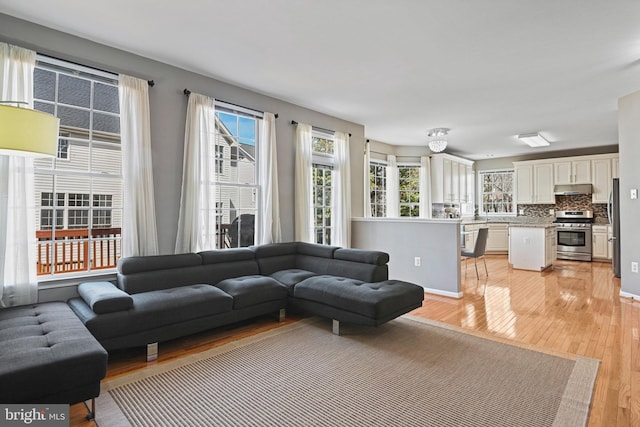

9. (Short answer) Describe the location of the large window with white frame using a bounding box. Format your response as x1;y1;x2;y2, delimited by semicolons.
369;161;387;217
478;170;515;215
212;106;260;249
398;164;420;217
311;131;335;245
33;56;123;278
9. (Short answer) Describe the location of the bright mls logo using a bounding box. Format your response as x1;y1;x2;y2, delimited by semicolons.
1;405;68;426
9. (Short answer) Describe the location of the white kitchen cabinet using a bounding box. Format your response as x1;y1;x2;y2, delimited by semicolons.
460;164;475;216
545;226;557;268
509;225;556;271
612;156;619;179
515;164;533;204
486;223;509;253
430;154;474;205
592;225;611;260
554;159;591;184
591;158;612;203
533;162;554;203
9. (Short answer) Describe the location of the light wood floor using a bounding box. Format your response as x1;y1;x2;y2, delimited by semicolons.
71;255;639;426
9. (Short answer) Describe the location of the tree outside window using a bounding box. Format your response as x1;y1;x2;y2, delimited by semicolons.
479;170;514;214
399;165;420;217
369;162;387;217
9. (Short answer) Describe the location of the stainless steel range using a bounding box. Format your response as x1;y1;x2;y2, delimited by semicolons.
554;210;593;261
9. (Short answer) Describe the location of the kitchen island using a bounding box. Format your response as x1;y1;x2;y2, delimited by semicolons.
509;223;557;271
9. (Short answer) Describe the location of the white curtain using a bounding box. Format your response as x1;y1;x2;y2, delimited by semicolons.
175;93;216;253
257;112;281;244
119;74;159;257
419;156;432;218
332;131;351;247
386;154;399;217
294;123;313;243
0;43;38;307
363;141;371;218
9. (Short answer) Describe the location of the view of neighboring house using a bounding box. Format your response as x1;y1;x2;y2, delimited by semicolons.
31;58;258;277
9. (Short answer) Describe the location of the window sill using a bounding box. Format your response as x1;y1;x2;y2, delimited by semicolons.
38;270;117;289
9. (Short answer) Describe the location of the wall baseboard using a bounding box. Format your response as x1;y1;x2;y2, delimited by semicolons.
422;287;463;299
620;290;640;300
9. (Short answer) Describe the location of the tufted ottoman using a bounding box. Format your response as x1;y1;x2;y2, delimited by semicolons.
292;275;425;334
0;302;107;417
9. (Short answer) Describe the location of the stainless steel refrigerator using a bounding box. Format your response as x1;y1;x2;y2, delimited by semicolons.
608;178;621;277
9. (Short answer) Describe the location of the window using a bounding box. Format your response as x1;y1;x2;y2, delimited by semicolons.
369;161;387;217
479;170;515;215
399;165;420;217
213;108;259;248
312;131;335;245
33;56;122;277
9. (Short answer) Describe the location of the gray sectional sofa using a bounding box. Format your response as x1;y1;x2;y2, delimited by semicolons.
68;242;425;351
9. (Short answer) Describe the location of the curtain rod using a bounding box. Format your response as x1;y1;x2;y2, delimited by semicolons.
36;54;155;87
290;120;352;138
183;89;278;118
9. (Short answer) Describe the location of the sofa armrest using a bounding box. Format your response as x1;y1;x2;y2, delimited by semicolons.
78;281;133;314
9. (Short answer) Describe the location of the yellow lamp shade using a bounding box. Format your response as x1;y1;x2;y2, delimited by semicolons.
0;104;60;157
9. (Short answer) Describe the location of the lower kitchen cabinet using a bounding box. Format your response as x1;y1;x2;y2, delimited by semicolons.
462;222;509;254
509;225;556;271
592;225;612;260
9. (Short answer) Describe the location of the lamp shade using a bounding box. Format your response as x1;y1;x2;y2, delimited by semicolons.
0;104;60;157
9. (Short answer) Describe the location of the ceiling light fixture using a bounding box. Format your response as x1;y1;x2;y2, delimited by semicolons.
518;132;550;148
428;128;450;153
0;103;60;157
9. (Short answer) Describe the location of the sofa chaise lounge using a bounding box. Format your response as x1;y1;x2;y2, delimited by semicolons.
0;302;107;417
68;242;425;351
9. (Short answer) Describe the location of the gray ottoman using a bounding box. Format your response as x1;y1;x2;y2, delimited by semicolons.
293;275;425;334
0;302;107;417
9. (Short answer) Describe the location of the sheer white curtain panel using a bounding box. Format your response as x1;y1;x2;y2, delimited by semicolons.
119;74;159;257
419;156;432;218
175;93;216;253
363;141;371;218
257;112;281;244
386;154;399;217
0;43;38;307
332;131;351;247
294;123;314;243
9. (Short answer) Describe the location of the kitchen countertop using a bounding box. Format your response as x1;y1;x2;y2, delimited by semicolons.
508;223;557;229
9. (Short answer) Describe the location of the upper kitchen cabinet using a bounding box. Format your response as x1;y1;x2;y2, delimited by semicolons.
591;154;619;203
514;161;554;204
554;159;591;184
430;153;474;206
514;153;618;205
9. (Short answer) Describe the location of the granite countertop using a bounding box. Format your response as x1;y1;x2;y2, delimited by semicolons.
461;217;555;225
508;223;557;229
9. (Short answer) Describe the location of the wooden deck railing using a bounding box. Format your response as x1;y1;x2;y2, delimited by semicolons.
36;228;122;275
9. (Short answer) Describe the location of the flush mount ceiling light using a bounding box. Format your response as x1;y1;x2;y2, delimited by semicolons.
0;103;60;157
518;132;550;148
428;128;450;153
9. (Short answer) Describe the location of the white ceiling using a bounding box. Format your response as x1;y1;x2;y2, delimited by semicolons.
1;1;639;160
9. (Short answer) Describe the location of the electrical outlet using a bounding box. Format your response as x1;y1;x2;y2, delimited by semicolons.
631;189;638;200
518;209;524;215
549;209;555;215
632;262;639;273
414;257;421;267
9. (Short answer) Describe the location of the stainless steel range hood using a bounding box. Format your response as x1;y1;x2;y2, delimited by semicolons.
554;183;592;196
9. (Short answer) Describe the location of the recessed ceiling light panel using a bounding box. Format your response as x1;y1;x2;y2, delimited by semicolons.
518;132;550;147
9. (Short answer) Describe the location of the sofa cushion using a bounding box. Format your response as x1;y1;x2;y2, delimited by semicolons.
295;276;424;320
0;302;107;404
270;269;317;295
333;248;389;266
215;275;287;309
78;281;133;314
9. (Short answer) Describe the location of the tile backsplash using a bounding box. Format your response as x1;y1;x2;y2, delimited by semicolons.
518;194;608;221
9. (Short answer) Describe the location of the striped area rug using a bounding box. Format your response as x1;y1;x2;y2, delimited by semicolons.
95;316;598;427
